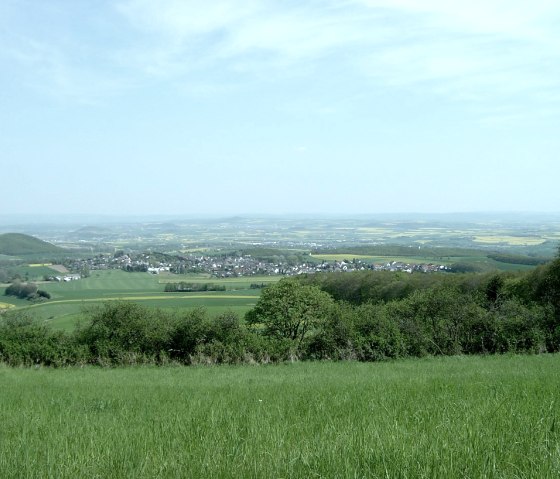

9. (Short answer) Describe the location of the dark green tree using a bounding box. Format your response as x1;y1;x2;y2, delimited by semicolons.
246;280;334;346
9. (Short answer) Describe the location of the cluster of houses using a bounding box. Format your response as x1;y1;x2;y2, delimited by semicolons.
373;262;448;273
64;251;448;278
46;274;81;282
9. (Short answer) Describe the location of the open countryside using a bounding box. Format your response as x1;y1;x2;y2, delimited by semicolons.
1;269;275;330
0;217;558;336
3;0;560;475
2;217;560;365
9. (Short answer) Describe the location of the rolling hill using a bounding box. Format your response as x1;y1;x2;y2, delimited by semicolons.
0;233;64;256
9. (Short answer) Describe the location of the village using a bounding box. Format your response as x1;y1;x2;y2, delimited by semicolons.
63;250;449;279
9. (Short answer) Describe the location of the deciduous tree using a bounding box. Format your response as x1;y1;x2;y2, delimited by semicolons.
246;280;334;345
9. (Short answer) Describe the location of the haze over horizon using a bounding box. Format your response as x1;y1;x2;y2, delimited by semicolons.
2;1;559;216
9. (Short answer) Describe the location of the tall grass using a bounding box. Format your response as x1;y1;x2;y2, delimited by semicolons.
1;354;559;478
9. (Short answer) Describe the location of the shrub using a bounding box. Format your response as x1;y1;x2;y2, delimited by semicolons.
168;308;213;362
354;303;406;361
0;311;80;366
76;302;176;364
4;281;39;300
490;299;548;353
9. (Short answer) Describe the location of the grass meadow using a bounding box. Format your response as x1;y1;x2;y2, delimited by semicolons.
1;354;559;478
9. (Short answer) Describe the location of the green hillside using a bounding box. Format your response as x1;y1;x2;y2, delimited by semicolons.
0;233;63;256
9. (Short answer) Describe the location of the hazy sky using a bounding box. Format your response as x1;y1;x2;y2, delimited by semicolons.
2;0;559;216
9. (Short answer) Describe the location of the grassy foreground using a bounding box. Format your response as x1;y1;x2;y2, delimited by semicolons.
1;355;559;478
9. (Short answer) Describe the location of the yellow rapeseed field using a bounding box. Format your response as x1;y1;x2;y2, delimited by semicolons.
473;236;546;245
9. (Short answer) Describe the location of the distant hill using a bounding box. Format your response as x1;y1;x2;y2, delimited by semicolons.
0;233;64;256
143;222;181;232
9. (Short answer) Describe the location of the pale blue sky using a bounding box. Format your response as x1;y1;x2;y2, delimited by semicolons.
1;0;559;215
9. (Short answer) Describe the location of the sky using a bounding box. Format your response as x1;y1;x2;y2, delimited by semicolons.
1;0;560;216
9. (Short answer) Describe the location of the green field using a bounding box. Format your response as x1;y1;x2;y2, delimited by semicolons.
2;270;280;330
0;354;558;478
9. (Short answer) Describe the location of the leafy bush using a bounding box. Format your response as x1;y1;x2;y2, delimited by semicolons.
353;303;407;361
5;281;39;300
75;302;176;364
0;311;86;366
490;299;547;353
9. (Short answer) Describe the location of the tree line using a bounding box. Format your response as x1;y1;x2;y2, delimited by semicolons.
164;282;226;292
1;250;559;367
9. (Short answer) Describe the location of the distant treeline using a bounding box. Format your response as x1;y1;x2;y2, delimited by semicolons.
487;253;548;266
164;282;226;292
1;251;559;367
